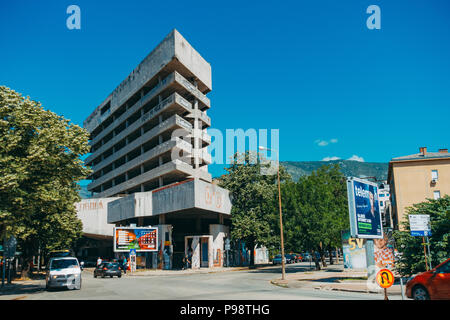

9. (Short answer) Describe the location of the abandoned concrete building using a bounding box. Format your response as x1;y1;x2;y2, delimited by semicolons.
76;29;232;269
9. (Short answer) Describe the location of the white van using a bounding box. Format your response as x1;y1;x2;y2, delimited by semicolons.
46;257;82;290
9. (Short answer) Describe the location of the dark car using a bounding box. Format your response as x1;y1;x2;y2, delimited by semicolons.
93;262;122;278
285;254;295;264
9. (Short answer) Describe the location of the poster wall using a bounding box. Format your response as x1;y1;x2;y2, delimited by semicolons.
114;227;158;252
341;230;367;270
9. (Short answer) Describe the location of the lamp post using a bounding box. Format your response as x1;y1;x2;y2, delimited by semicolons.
259;146;285;280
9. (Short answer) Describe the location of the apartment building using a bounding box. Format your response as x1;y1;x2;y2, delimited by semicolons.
77;30;231;269
387;147;450;230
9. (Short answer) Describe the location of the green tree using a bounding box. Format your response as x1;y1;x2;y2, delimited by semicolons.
0;86;91;275
394;195;450;276
281;164;348;269
218;152;290;267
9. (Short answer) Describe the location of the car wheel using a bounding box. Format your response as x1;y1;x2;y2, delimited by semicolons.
110;275;113;278
101;274;105;278
412;285;430;300
118;274;121;278
94;274;97;278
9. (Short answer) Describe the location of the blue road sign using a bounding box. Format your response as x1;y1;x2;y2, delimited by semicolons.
410;230;432;237
129;249;136;255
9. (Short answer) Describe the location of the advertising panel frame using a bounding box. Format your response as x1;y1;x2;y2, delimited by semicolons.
347;177;383;239
113;226;158;252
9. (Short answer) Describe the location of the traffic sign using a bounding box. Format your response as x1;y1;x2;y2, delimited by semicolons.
376;269;395;289
129;248;136;256
409;215;431;237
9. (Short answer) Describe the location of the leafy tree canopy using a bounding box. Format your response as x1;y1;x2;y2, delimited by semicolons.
0;86;91;265
394;195;450;276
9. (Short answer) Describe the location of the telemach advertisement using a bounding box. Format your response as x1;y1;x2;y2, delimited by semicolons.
346;177;383;239
113;227;158;252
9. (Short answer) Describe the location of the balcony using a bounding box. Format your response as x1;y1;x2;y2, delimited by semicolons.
86;93;193;166
87;137;193;191
88;113;193;175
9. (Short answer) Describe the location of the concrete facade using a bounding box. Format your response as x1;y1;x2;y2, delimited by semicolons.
78;30;232;270
84;29;213;198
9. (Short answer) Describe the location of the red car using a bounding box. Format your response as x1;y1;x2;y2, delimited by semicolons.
406;258;450;300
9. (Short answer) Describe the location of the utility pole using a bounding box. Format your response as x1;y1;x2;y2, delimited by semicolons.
259;146;285;280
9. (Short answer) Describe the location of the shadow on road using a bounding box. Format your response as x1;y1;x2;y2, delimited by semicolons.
0;282;44;296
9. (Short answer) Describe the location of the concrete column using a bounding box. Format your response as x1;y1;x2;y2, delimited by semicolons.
191;237;200;269
158;114;163;124
159;176;163;187
140;164;144;174
140;184;144;192
158;95;162;103
138;217;144;226
158;214;166;225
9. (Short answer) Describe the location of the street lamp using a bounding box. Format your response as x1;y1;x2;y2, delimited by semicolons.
259;146;286;280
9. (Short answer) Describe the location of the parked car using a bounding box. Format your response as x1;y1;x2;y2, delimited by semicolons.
94;262;122;278
46;257;82;290
272;254;285;265
406;258;450;300
302;252;311;261
285;254;295;264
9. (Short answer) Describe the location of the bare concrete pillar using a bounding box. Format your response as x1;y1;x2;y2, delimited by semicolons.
159;176;163;187
191;237;200;269
158;214;166;225
138;217;144;226
140;184;144;192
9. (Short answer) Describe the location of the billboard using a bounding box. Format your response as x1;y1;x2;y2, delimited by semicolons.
347;177;383;239
113;227;158;252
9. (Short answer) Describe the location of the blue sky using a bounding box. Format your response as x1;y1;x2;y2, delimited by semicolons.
1;0;449;179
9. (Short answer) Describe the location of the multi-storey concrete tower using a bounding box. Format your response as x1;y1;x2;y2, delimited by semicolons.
84;29;212;197
79;30;231;270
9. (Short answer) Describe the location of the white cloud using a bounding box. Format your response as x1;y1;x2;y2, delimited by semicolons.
315;138;338;147
348;155;365;162
322;156;341;161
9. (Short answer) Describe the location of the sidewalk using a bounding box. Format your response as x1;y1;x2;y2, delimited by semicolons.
270;263;405;295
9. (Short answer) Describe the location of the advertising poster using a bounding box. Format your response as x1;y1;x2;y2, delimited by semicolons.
373;228;397;271
114;227;158;252
347;177;383;239
341;230;367;270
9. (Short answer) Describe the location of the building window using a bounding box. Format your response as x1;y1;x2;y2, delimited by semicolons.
431;170;438;181
434;190;441;200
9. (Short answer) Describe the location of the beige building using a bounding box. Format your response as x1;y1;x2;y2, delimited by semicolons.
387;147;450;230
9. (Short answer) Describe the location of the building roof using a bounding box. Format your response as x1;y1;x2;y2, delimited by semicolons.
390;151;450;162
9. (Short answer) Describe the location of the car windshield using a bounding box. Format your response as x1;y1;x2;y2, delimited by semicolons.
50;259;78;270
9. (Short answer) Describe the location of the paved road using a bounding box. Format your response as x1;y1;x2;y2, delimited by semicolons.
1;263;400;300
